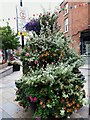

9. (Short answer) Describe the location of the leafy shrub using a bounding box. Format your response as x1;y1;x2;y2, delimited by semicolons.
15;63;86;119
15;12;86;119
20;30;84;74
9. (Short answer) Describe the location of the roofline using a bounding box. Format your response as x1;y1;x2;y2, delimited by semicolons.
60;0;66;6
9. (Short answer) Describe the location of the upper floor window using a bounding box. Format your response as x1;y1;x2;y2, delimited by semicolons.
64;18;68;32
64;3;68;15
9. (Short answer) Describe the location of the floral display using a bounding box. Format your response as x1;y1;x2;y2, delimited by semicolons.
25;19;41;35
24;12;58;35
15;63;86;119
15;11;86;120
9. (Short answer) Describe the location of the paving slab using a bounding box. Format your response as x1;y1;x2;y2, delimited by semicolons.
7;96;17;106
0;102;22;116
0;110;12;119
11;107;34;118
0;66;13;78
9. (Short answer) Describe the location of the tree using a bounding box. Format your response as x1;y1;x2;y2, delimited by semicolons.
0;23;20;60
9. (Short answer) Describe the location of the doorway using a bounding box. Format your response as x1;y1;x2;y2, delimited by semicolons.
80;30;90;55
85;41;90;55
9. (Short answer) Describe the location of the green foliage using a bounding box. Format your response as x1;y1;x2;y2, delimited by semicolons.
20;30;84;74
39;12;58;36
0;23;19;50
15;63;86;119
15;12;86;119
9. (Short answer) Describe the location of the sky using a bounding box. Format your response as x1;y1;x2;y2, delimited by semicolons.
0;0;63;32
0;0;63;44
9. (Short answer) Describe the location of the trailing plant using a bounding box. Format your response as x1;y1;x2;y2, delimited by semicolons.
15;11;86;120
15;63;86;119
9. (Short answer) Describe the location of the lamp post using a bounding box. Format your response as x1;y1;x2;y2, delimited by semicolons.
20;0;22;6
20;0;24;48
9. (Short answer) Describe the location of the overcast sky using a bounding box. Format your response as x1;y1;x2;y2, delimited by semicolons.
0;0;63;31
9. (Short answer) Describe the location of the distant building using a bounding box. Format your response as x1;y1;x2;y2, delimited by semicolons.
58;1;90;54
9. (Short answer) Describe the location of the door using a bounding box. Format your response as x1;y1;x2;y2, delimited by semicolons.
85;41;90;55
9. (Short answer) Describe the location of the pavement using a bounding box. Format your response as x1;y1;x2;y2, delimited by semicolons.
0;65;90;119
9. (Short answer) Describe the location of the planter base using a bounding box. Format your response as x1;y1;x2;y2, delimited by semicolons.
13;64;20;72
46;116;67;120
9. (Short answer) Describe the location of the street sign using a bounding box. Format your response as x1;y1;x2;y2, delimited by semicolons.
16;6;29;36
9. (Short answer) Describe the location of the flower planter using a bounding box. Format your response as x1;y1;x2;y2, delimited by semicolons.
13;64;20;72
8;62;12;66
46;116;67;120
15;12;86;120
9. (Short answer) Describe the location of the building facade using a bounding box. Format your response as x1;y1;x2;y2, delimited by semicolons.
58;0;90;54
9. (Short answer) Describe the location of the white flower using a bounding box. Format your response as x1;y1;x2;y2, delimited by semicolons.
46;104;52;108
67;116;70;118
60;109;65;116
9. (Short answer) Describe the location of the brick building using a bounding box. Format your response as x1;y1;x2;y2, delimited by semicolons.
58;0;90;54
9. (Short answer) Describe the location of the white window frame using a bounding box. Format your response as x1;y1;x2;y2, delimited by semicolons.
64;3;68;15
64;18;68;32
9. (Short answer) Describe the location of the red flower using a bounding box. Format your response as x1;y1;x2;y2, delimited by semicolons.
18;102;22;106
25;52;30;57
34;60;38;64
28;96;33;101
28;96;37;102
2;60;6;64
36;116;41;120
33;97;37;102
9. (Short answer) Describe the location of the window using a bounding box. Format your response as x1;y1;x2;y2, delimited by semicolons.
64;3;68;15
64;18;68;32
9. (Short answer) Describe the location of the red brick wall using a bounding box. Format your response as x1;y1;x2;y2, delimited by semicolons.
70;2;88;35
57;2;89;53
88;3;90;28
